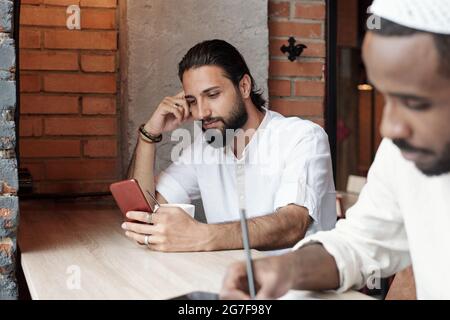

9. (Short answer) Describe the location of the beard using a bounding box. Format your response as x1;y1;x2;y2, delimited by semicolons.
393;139;450;176
202;93;248;149
418;142;450;176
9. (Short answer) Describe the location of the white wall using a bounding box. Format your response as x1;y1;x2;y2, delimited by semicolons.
122;0;268;172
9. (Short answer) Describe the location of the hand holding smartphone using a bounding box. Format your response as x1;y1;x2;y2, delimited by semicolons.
110;179;153;222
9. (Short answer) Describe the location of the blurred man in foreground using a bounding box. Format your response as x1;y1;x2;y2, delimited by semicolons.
221;0;450;299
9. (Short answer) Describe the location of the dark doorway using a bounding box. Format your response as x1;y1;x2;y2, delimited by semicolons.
331;0;381;190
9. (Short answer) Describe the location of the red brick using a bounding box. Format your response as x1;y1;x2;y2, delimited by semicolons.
82;97;116;114
20;118;43;137
270;99;324;117
21;6;115;30
20;139;81;158
81;54;115;72
18;0;121;196
20;51;79;71
295;3;326;20
19;162;45;181
20;74;41;92
44;117;116;136
269;79;291;97
270;39;325;58
295;80;325;97
20;6;66;27
45;159;118;180
22;6;116;29
44;30;117;50
80;0;117;8
21;0;43;4
269;21;322;39
0;242;13;257
0;180;18;195
82;9;117;29
83;139;117;157
21;95;79;114
44;0;80;5
43;74;117;93
269;2;290;17
269;60;323;77
19;29;41;49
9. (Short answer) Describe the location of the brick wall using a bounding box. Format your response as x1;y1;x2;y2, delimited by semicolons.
17;1;326;196
19;0;120;195
0;0;19;299
268;0;326;126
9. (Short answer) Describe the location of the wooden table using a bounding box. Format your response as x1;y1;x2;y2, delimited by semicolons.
19;198;373;300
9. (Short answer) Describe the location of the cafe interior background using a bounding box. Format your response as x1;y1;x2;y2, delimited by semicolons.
0;0;415;299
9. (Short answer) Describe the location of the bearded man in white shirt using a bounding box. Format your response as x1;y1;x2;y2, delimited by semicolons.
122;39;336;252
221;0;450;299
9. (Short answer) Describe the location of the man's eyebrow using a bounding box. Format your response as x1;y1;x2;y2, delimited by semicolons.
387;92;431;101
366;74;431;102
202;86;220;94
185;86;221;100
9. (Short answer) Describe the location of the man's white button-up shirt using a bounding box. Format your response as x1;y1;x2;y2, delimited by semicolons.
156;108;337;241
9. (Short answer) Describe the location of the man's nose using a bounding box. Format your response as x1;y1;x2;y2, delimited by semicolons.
380;101;412;140
197;101;212;120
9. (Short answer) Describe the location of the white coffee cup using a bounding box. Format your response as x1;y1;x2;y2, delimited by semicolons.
157;203;195;218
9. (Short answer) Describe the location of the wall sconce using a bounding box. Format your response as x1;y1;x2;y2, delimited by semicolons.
357;84;373;91
280;37;307;62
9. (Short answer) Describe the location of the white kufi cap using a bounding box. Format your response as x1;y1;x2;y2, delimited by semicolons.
370;0;450;35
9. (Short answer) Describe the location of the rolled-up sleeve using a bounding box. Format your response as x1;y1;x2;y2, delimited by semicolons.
156;144;200;204
293;139;411;292
273;125;336;230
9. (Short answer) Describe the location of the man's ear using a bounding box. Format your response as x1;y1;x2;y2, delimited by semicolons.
239;74;252;99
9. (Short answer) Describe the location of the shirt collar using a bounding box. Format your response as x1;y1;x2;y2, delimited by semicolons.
223;107;271;161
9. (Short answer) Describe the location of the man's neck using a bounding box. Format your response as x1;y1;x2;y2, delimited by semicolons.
233;104;266;158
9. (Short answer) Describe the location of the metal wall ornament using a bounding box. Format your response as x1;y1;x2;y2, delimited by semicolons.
280;37;308;61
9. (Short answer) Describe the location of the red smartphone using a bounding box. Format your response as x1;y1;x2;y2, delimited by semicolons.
110;179;153;221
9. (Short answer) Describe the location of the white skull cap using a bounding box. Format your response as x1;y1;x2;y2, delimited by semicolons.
370;0;450;35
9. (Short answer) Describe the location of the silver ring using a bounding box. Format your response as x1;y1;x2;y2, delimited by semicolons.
146;213;152;224
144;235;149;245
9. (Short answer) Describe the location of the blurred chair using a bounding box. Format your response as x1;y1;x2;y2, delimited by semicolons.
336;175;367;219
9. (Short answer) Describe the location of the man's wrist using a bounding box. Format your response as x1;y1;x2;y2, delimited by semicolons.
139;124;162;143
288;242;338;290
197;223;216;251
285;250;305;289
143;124;161;137
204;222;243;251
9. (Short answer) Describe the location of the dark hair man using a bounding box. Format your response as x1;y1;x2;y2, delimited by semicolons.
123;40;336;253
